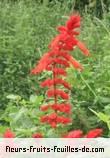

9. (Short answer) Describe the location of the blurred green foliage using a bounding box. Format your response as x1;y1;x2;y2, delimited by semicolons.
0;94;44;137
0;0;67;107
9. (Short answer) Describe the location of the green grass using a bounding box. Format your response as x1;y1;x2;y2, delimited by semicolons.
0;0;110;137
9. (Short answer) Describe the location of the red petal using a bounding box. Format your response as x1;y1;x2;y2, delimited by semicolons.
57;26;67;33
40;79;52;87
66;15;81;30
77;41;90;56
70;56;83;71
31;53;50;74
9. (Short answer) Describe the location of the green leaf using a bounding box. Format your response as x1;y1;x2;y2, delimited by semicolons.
90;108;110;130
30;95;44;106
10;107;27;123
100;97;110;104
6;94;21;101
97;112;110;123
0;126;9;135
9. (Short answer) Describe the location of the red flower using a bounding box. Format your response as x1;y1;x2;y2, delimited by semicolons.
47;89;69;100
69;56;83;71
41;113;57;128
40;79;52;87
77;41;90;56
48;58;70;67
40;105;50;111
57;26;67;33
41;113;71;128
57;116;71;124
41;78;71;89
58;33;77;51
52;103;71;113
50;122;57;128
53;68;67;76
49;51;83;71
63;130;83;138
48;113;57;120
41;103;71;114
63;128;103;138
32;133;43;138
48;35;60;50
41;115;48;123
66;15;81;30
49;33;77;51
54;79;71;89
85;128;103;138
31;53;50;74
45;67;67;76
3;129;15;138
57;26;80;36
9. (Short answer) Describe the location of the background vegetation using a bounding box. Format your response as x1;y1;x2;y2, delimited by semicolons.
0;0;110;137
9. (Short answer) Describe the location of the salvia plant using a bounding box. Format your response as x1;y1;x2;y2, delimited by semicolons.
31;15;90;128
3;15;103;138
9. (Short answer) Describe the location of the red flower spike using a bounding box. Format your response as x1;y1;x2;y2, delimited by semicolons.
31;15;91;129
85;128;103;138
32;133;43;138
3;129;15;138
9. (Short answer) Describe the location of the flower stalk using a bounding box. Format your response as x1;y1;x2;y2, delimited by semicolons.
31;15;90;129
